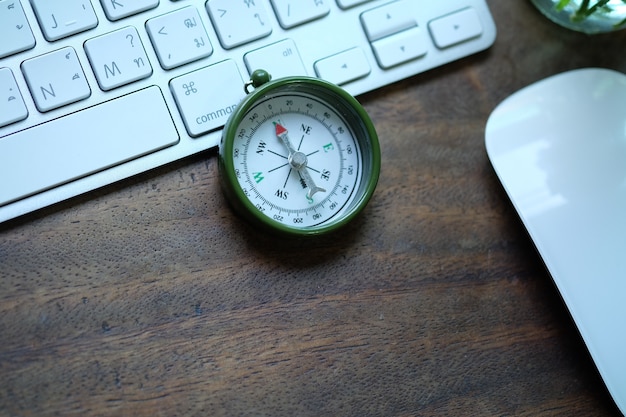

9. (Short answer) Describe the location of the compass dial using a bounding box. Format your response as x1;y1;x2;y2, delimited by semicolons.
220;75;380;236
237;92;362;228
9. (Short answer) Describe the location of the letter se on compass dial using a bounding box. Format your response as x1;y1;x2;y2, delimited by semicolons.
219;73;381;237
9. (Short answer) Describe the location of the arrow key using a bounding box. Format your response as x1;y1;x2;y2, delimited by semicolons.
314;48;371;86
360;0;416;42
428;8;483;49
371;27;428;69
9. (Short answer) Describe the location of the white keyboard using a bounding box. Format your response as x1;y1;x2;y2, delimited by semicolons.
0;0;496;223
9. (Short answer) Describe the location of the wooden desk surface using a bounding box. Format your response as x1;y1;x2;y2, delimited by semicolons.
2;2;625;416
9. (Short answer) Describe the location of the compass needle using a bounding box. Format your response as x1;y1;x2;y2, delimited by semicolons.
275;123;296;155
276;123;326;197
301;168;326;199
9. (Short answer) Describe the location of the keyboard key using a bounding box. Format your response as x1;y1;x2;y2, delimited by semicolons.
85;26;153;91
0;86;179;207
146;6;213;70
314;48;371;86
170;60;245;137
336;0;372;9
428;8;483;49
30;0;98;42
360;0;416;42
0;0;36;59
207;0;272;49
0;68;28;128
270;0;330;29
371;27;428;69
21;47;91;112
244;39;306;79
99;0;159;21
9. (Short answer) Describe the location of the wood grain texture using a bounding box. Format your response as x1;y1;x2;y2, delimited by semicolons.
1;1;625;416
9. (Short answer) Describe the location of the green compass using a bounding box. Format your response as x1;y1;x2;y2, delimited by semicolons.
219;70;381;237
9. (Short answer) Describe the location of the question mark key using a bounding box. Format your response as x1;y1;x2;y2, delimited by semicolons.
84;26;153;91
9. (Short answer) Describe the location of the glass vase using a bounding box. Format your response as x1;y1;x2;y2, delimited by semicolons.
530;0;626;33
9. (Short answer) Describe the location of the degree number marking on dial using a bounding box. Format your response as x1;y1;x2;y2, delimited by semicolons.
232;93;362;228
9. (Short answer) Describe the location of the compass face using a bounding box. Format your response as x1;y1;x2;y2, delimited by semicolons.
235;92;362;228
220;77;380;236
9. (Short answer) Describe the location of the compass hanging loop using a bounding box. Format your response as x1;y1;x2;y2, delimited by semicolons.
244;69;272;94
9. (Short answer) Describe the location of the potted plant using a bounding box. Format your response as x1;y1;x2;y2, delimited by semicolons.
531;0;626;33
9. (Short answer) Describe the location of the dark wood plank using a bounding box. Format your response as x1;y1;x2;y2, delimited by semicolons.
1;1;625;416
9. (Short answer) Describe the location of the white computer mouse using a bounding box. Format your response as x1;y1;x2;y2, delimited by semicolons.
485;67;626;415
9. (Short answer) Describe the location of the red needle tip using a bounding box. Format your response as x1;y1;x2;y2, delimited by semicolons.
275;123;287;136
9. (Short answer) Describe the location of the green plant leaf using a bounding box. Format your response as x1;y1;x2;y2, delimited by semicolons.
556;0;571;10
555;0;626;26
585;0;612;16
